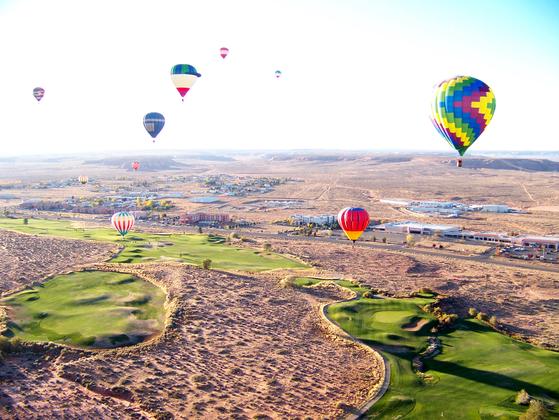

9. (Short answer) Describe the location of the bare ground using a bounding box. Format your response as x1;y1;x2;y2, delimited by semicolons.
0;229;117;295
0;230;383;418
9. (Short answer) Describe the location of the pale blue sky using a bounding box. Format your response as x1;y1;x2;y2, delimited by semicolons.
0;0;557;156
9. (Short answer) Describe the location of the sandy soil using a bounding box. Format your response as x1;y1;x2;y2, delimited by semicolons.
269;238;559;349
0;229;117;295
0;230;383;419
53;263;382;419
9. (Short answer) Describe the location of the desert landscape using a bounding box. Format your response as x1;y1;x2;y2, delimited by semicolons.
1;152;558;418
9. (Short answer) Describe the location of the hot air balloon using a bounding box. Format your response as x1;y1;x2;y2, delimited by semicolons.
111;211;135;238
78;176;88;185
132;161;140;171
220;47;229;59
275;70;282;78
338;207;370;243
431;76;496;167
143;112;165;142
170;64;201;101
33;87;45;102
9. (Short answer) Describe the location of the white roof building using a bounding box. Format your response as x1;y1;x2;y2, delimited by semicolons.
373;221;461;235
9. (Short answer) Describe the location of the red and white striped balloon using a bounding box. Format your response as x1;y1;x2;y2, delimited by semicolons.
220;47;229;59
111;211;135;238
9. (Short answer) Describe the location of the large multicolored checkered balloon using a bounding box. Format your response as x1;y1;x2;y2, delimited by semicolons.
431;76;496;156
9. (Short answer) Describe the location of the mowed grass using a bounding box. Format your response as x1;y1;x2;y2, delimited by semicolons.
325;290;559;419
0;217;307;272
1;271;167;348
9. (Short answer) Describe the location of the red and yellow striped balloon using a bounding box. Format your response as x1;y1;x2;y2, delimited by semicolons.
111;211;135;238
337;207;370;243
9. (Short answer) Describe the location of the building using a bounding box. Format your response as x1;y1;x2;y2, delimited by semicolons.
180;212;231;225
407;206;463;217
291;214;336;226
513;236;559;250
380;198;411;207
472;204;511;213
456;231;512;244
373;221;461;236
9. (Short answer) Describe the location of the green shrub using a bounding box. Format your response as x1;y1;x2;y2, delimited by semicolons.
520;399;548;420
263;243;272;252
515;389;531;405
468;307;478;317
476;312;488;322
489;315;498;326
202;259;212;269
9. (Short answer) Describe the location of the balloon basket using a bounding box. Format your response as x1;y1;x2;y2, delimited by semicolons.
456;158;463;168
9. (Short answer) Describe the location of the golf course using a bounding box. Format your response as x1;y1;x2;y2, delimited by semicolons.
293;277;559;419
1;271;167;348
0;217;307;271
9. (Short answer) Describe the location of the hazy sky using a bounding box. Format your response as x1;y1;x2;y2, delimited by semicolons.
0;0;558;156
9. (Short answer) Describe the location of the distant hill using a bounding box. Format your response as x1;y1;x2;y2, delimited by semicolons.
265;153;412;164
451;158;559;172
84;156;186;171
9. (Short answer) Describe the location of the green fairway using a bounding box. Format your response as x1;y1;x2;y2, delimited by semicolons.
0;217;307;272
1;271;167;348
318;281;559;419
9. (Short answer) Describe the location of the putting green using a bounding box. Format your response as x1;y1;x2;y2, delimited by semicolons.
371;310;416;324
1;271;167;348
0;217;307;272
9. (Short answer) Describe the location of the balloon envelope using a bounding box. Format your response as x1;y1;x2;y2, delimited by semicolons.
170;64;201;100
143;112;165;140
132;161;140;171
220;47;229;59
111;211;135;237
431;76;495;156
33;87;45;102
275;70;282;78
337;207;370;242
78;176;88;185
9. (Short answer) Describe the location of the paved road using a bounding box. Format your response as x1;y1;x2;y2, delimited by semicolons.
205;228;559;274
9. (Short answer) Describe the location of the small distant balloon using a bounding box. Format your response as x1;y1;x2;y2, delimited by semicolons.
170;64;201;101
78;176;88;185
132;161;140;171
337;207;370;243
111;211;135;238
275;70;282;78
430;75;496;163
143;112;165;142
33;87;45;102
220;47;229;59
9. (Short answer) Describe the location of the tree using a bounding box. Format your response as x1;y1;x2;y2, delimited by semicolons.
405;234;415;247
520;399;548;420
197;226;203;234
468;308;478;317
263;243;272;252
202;259;212;269
476;312;488;322
382;237;387;243
23;218;28;225
515;389;530;406
489;315;498;326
